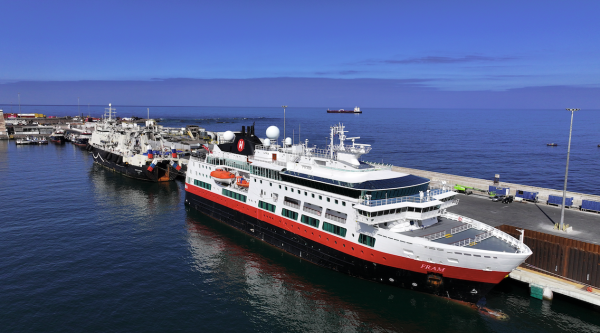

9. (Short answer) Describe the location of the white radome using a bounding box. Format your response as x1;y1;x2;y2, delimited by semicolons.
223;131;235;141
284;137;292;146
266;126;280;140
264;138;271;147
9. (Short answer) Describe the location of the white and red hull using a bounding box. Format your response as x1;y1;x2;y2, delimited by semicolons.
185;183;521;303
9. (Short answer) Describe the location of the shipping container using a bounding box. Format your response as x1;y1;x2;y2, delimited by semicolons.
547;195;573;207
581;200;600;213
489;186;510;196
516;190;538;202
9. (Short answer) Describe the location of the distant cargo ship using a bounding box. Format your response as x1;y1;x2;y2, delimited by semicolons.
327;107;362;114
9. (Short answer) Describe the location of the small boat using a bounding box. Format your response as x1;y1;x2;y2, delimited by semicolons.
73;135;90;147
33;137;48;145
211;169;236;184
49;130;66;144
326;106;362;114
15;137;33;145
547;143;558;146
236;176;249;188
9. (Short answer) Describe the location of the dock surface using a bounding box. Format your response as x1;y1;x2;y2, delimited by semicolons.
447;193;600;245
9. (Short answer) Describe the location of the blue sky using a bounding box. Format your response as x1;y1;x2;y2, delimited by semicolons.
1;0;599;107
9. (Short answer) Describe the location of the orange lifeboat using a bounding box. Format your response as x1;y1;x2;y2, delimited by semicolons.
236;176;249;188
210;169;236;184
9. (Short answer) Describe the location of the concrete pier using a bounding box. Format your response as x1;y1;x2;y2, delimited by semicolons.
445;193;600;306
392;165;600;209
510;266;600;306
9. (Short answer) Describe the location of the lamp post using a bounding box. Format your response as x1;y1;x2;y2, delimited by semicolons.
559;108;580;231
282;105;287;143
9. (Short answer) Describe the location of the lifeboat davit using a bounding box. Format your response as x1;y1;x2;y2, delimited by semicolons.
211;169;236;184
236;176;249;188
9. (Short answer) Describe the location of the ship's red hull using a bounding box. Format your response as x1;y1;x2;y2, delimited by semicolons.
185;183;508;303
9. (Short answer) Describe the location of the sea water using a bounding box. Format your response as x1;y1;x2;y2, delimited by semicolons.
1;106;600;332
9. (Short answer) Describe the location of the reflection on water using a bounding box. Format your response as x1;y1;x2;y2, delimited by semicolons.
90;165;181;222
185;208;600;333
1;139;600;332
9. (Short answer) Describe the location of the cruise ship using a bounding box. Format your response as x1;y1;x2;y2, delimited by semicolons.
184;123;531;303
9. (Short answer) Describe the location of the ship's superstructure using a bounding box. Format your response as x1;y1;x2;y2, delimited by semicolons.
86;104;188;182
184;123;531;303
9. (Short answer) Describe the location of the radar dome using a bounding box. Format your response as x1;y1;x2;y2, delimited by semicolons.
266;126;280;140
263;138;271;147
284;137;292;146
223;131;235;141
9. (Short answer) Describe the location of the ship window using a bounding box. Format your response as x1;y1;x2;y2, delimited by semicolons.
301;215;320;228
335;199;338;204
408;207;415;212
484;256;491;258
358;234;376;247
474;255;481;257
279;185;281;189
270;182;272;186
298;190;300;194
282;208;299;221
312;194;315;198
322;222;347;237
260;180;262;184
305;192;307;196
342;202;346;206
415;208;422;213
285;186;288;190
319;196;322;200
327;198;330;202
258;200;276;212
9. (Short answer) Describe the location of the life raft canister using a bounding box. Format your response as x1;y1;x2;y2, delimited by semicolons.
147;159;157;172
147;149;154;159
170;160;182;171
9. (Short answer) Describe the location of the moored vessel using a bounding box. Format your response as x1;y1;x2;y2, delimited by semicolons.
184;122;531;304
49;129;66;144
87;104;186;182
327;106;362;113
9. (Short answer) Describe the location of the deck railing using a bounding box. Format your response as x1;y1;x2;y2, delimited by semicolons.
451;238;475;247
303;206;322;216
325;213;346;224
450;224;471;234
284;201;300;209
360;188;454;207
422;230;446;241
442;212;532;254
